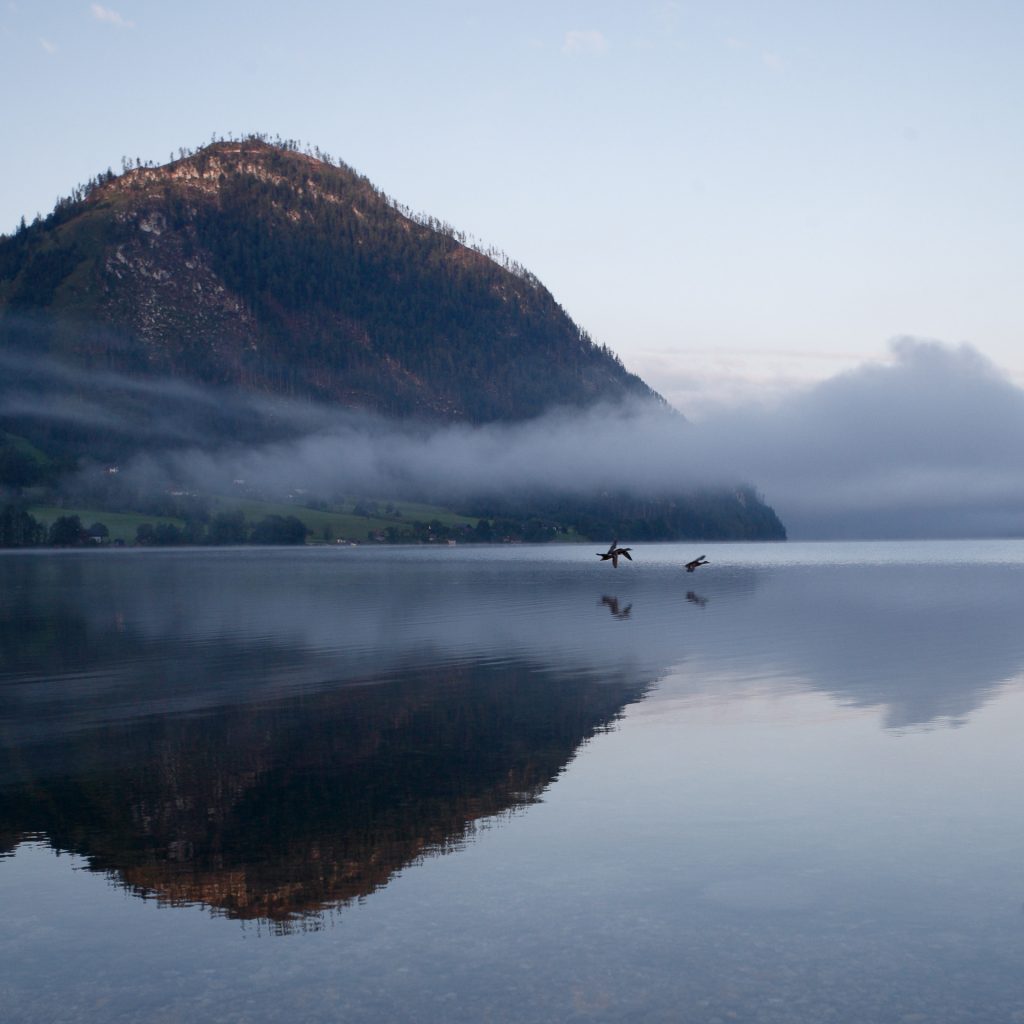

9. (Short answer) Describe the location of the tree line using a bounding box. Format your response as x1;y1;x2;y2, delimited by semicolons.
0;506;309;548
0;504;573;548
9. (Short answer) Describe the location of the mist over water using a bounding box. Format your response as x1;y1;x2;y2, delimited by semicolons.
4;334;1024;538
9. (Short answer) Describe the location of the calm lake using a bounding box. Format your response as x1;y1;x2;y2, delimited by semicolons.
2;541;1023;1022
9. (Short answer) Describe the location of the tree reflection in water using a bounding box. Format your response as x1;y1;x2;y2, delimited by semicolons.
0;657;647;931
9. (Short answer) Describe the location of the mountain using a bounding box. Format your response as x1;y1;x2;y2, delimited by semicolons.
0;136;786;542
0;136;657;422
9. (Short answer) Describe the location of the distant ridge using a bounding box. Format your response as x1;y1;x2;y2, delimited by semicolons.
0;135;660;422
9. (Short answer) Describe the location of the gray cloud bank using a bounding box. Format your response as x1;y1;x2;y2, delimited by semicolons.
702;337;1024;538
5;336;1023;539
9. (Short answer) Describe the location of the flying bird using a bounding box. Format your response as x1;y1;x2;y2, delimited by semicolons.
598;540;632;568
684;555;709;573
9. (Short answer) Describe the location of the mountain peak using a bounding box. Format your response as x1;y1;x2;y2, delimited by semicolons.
1;135;659;423
93;137;371;219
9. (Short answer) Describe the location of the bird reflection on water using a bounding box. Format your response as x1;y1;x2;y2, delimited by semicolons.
600;595;633;620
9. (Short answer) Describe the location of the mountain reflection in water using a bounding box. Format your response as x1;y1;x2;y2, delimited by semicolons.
3;542;1024;934
1;659;644;929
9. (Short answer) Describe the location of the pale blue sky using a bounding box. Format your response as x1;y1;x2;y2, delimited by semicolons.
4;0;1023;414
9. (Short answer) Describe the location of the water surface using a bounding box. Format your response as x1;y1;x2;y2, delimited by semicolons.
2;542;1023;1021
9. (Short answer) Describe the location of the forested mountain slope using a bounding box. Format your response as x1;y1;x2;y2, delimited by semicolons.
0;137;786;542
0;137;657;422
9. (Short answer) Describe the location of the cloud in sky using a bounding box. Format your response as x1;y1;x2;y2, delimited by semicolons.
695;338;1024;538
39;36;56;53
562;29;608;56
90;4;133;28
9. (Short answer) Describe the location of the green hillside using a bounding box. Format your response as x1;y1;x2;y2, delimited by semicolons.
27;497;484;547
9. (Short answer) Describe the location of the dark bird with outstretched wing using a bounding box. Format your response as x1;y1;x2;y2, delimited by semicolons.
598;540;633;569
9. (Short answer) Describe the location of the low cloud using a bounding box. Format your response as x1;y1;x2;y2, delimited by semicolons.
151;337;1024;539
124;398;703;503
695;338;1024;537
3;336;1023;540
